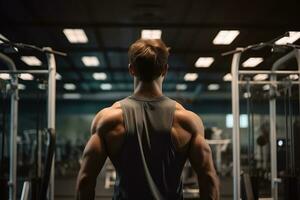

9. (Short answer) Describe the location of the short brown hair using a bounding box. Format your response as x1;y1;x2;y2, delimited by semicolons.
128;39;169;81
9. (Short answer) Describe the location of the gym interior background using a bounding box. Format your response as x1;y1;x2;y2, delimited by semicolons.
0;0;300;199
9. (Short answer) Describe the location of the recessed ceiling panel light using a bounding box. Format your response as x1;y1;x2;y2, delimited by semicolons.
20;73;34;80
176;84;187;90
195;57;214;68
93;72;107;80
63;29;88;43
38;84;46;90
243;92;251;99
275;31;300;45
100;83;112;90
213;30;240;45
64;83;76;90
21;56;42;66
289;74;299;80
0;73;10;80
81;56;100;67
18;84;26;90
56;73;62;80
63;93;81;99
184;73;198;81
253;74;268;81
207;84;220;91
242;57;263;68
0;34;8;44
141;29;162;39
223;73;232;81
262;84;270;91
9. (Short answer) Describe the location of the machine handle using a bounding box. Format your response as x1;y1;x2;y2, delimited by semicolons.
39;128;55;200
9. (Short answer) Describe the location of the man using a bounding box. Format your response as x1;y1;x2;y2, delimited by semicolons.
76;39;219;200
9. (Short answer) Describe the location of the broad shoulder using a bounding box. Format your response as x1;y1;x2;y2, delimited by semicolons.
91;102;123;134
173;102;204;136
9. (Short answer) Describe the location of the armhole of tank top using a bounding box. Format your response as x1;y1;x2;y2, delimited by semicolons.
119;100;129;146
168;100;177;151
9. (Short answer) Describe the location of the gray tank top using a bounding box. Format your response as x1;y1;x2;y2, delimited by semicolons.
112;95;188;200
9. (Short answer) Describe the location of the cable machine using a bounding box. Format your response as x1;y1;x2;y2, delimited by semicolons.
223;33;300;200
0;37;66;200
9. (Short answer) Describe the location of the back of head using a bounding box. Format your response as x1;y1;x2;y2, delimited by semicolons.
128;39;169;82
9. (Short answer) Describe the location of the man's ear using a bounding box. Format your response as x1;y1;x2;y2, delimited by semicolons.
161;64;169;77
128;64;135;76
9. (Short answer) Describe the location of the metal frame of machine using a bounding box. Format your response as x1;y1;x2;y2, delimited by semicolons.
0;48;56;200
231;49;300;200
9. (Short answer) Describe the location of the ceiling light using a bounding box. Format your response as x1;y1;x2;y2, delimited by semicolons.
63;93;81;99
242;57;263;68
207;84;220;91
56;73;62;80
81;56;100;67
176;84;187;90
93;72;107;80
289;74;299;80
253;74;268;81
38;84;46;90
226;114;248;128
223;73;232;81
100;83;112;90
243;92;251;99
0;73;10;80
0;34;18;52
63;29;88;43
213;30;240;45
18;84;26;90
184;73;198;81
21;56;42;66
20;73;34;80
275;31;300;45
141;29;162;39
263;84;270;90
0;34;8;44
195;57;214;68
64;83;76;90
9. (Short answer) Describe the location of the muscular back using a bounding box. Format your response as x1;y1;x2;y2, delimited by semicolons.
93;102;199;157
76;100;219;200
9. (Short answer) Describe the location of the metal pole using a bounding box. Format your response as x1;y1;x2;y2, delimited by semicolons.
1;52;19;200
239;70;300;75
295;50;300;116
239;81;300;85
272;50;297;70
269;75;278;200
44;47;56;200
0;70;49;74
269;49;300;199
231;49;242;200
9;74;18;200
20;181;30;200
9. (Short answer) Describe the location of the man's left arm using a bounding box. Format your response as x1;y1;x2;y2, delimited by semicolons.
76;129;107;199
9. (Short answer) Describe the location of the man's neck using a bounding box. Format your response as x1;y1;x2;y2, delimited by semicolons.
133;80;163;98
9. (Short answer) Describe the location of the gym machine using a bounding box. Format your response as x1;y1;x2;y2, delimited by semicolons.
0;37;66;200
223;32;300;200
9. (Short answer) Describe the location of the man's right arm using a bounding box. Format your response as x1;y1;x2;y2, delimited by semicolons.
178;109;219;200
189;131;219;200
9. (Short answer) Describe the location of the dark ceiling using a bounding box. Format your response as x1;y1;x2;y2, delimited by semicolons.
0;0;300;99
